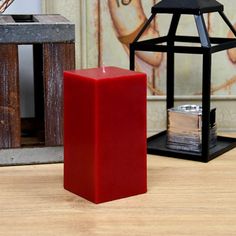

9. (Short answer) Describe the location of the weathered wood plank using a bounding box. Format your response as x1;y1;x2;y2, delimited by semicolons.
0;44;20;148
43;43;75;146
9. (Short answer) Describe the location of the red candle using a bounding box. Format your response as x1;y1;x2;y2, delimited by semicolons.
64;66;147;204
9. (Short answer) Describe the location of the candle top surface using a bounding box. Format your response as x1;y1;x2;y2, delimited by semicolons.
65;66;145;80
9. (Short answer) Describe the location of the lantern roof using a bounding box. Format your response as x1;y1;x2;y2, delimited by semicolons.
152;0;224;15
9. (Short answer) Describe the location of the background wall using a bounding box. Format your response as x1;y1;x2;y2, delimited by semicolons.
42;0;82;69
44;0;236;135
4;0;42;117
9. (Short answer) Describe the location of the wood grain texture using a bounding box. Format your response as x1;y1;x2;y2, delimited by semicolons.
43;43;75;146
0;44;20;148
0;150;236;235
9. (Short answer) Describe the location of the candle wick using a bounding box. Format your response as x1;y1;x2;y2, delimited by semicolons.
102;63;106;73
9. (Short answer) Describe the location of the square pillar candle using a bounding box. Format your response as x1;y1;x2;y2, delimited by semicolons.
64;66;147;204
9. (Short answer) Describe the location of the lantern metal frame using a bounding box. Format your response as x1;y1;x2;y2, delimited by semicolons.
130;0;236;162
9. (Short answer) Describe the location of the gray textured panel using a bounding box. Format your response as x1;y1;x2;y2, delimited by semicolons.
0;147;63;166
0;15;14;23
0;14;75;44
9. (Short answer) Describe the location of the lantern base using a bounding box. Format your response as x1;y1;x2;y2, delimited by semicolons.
147;131;236;162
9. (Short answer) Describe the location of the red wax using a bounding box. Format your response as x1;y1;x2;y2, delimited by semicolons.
64;66;147;204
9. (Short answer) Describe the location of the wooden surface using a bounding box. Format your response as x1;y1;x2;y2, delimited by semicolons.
1;150;236;235
0;44;20;148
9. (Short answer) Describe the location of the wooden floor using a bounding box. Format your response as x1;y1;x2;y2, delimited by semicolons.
1;150;236;235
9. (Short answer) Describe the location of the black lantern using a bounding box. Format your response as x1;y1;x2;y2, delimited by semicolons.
130;0;236;162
